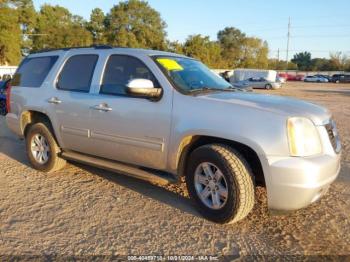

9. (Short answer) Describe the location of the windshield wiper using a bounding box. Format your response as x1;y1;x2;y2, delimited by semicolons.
222;86;237;91
190;86;236;94
189;87;218;93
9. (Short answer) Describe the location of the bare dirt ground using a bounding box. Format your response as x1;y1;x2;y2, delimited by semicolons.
0;82;349;260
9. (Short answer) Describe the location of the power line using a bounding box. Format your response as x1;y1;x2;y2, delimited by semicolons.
292;24;350;29
266;35;350;40
244;24;350;34
22;34;48;36
271;49;350;53
286;17;291;69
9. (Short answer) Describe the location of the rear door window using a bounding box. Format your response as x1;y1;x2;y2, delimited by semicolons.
57;55;98;92
12;56;58;87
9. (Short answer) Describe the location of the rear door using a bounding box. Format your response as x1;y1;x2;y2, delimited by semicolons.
45;53;99;153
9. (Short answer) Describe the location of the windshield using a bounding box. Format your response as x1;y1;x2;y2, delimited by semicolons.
154;56;232;93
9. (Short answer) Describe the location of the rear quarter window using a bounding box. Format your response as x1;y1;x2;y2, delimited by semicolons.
12;56;58;87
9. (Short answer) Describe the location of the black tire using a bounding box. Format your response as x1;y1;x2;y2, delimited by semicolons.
25;122;66;173
186;144;255;224
265;84;272;89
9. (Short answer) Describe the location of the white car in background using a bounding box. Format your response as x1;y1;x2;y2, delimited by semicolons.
235;77;282;90
303;75;329;83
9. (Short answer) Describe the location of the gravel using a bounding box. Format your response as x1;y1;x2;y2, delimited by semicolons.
0;82;349;259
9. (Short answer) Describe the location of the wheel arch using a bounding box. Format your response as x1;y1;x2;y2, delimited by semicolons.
176;135;266;186
21;110;60;147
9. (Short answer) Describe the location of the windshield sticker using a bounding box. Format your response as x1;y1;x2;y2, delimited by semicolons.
157;58;183;71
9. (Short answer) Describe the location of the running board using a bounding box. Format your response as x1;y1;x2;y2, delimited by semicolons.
61;151;177;186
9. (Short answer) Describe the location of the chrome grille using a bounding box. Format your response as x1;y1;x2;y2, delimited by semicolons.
325;120;341;153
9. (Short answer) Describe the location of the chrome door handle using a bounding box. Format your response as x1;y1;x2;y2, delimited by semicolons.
91;103;112;112
48;97;62;104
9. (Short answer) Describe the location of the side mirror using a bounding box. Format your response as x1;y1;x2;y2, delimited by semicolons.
126;79;162;99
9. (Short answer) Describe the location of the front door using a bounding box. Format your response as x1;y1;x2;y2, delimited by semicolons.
88;55;172;170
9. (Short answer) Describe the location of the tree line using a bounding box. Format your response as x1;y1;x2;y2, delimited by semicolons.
0;0;349;71
288;51;350;72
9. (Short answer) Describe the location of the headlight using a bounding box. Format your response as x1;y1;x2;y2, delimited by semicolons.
287;117;322;156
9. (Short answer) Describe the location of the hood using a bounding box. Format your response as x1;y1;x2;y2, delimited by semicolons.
197;91;331;125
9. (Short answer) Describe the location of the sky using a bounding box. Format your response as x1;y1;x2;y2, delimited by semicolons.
32;0;350;59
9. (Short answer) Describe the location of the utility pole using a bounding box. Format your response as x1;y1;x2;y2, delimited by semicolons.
286;17;291;70
277;48;280;69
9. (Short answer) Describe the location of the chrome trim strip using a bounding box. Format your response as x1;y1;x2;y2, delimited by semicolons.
90;131;164;151
61;126;90;137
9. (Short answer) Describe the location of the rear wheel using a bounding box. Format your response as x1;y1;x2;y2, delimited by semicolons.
186;144;255;224
25;122;66;173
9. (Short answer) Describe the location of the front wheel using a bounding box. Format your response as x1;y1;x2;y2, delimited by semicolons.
25;122;66;173
265;84;272;89
186;144;255;224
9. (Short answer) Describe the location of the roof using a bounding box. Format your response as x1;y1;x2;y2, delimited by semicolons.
29;45;186;58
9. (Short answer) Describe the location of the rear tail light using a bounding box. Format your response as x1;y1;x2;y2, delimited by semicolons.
5;81;11;113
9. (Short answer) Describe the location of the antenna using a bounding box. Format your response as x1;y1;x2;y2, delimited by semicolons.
286;17;291;69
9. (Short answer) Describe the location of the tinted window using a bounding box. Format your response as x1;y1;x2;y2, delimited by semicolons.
12;56;58;87
57;55;98;92
101;55;158;96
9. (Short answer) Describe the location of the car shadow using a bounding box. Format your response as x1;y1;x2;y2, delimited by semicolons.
0;125;28;165
68;161;200;217
0;117;200;218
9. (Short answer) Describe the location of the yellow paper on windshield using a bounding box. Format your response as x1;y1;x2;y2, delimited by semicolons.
157;58;183;71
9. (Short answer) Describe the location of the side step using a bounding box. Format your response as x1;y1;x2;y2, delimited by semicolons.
61;151;177;186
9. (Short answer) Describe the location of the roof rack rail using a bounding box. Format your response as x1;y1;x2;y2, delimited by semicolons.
92;45;113;49
30;45;115;54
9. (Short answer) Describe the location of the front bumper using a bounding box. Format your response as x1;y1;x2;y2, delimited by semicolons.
271;83;282;89
264;153;341;211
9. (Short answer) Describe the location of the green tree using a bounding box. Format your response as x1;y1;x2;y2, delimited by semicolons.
166;40;184;54
268;59;286;70
311;58;331;71
217;27;246;68
12;0;36;33
291;52;312;71
345;58;350;72
328;52;348;71
13;0;36;55
240;37;269;69
183;35;226;68
105;0;167;49
287;62;298;70
87;8;106;45
0;5;21;65
32;5;92;51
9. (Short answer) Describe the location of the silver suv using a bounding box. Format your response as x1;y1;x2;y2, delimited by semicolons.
6;47;341;224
